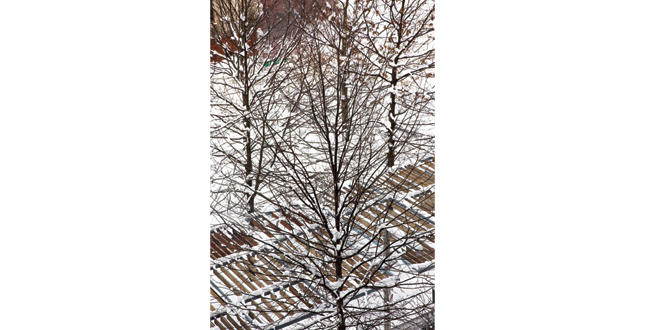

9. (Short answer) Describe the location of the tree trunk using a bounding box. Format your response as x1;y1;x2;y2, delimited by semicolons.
384;228;391;330
341;2;349;125
338;298;346;330
243;91;254;213
387;66;397;168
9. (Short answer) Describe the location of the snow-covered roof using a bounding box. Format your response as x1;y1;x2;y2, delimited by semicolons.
210;158;435;329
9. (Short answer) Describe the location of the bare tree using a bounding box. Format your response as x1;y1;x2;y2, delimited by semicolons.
211;0;300;215
211;1;435;329
356;0;435;167
353;3;435;328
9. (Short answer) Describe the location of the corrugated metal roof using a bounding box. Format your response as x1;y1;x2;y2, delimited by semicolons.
210;158;435;329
